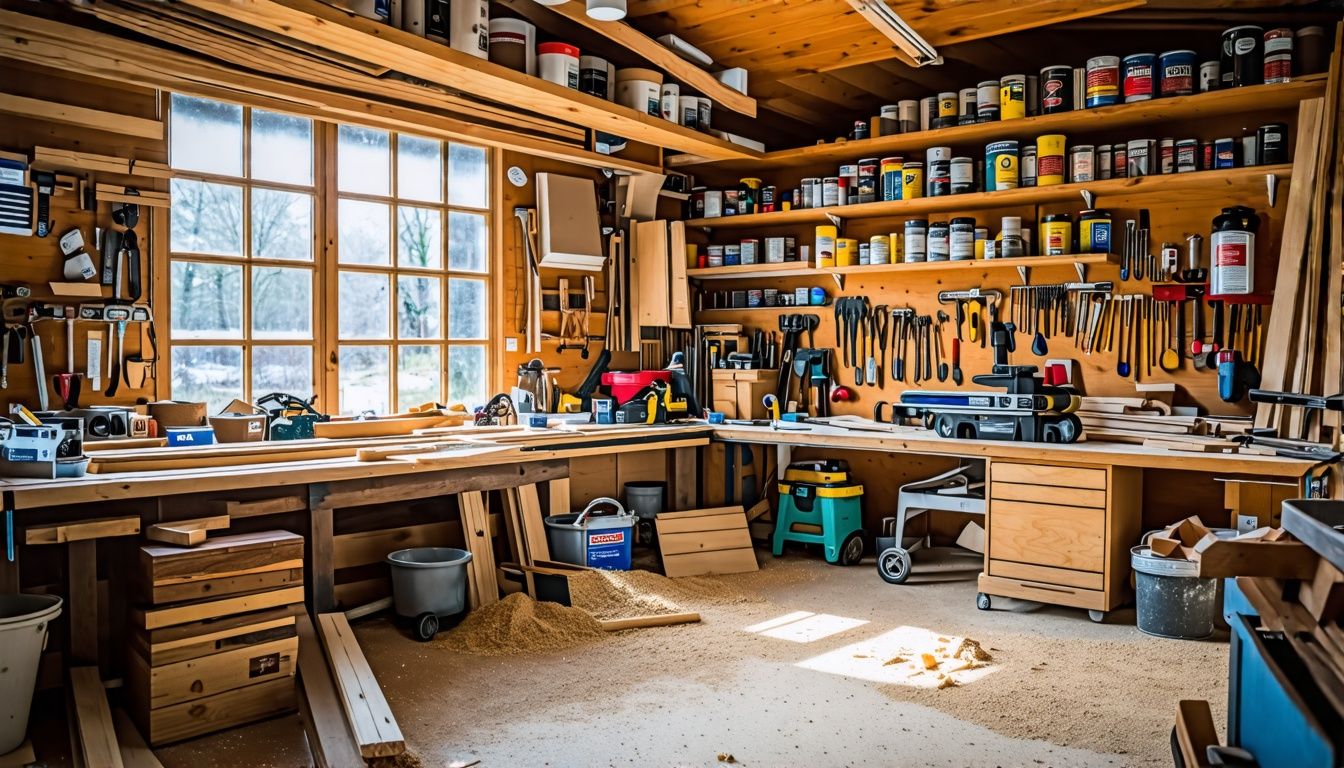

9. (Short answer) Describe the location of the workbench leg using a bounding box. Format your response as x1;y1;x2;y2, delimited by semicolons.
308;501;335;613
547;477;571;518
669;446;698;511
67;540;97;666
776;445;792;477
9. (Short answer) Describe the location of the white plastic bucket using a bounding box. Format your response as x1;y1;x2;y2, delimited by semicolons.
0;594;62;754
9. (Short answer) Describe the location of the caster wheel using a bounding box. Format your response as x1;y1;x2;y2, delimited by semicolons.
1088;609;1106;623
1169;726;1185;768
414;612;440;642
833;532;864;566
976;592;992;611
877;547;912;584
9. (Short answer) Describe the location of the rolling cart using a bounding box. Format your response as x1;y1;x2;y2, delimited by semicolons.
876;465;986;584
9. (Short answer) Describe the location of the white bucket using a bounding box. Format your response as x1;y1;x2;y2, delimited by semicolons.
0;594;62;754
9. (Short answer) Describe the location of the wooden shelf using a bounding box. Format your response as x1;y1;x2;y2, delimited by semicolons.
178;0;763;161
688;262;816;280
694;305;818;313
687;252;1118;282
669;75;1325;171
684;165;1293;229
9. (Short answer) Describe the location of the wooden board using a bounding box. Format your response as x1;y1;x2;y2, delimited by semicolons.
1195;540;1318;580
145;516;231;547
986;499;1105;573
139;614;298;667
458;491;499;607
130;637;297;708
148;566;304;607
332;522;456;570
69;666;124;768
145;604;305;646
294;613;364;768
26;515;140;545
990;462;1107;490
655;506;758;578
139;531;304;585
135;587;306;630
112;709;164;768
0;91;161;139
210;496;308;519
1175;700;1219;768
990;482;1107;509
136;676;296;746
315;612;404;759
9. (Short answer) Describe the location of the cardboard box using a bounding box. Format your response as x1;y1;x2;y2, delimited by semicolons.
209;414;267;443
148;400;207;427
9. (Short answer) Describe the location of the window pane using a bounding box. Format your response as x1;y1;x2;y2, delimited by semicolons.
448;143;488;208
338;125;390;195
448;278;486;339
397;345;441;411
169;95;242;176
253;267;312;339
253;346;313;398
251;111;313;185
252;188;312;261
170;179;243;256
448;211;487;272
397;276;441;339
447;345;487;406
338;272;390;339
171;345;242;412
397;135;443;203
397;206;442;269
339;345;389;415
171;261;242;338
338;199;390;265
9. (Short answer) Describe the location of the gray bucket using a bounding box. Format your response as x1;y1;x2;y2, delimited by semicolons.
545;497;636;570
0;594;62;754
623;481;666;520
1131;546;1219;639
386;548;472;619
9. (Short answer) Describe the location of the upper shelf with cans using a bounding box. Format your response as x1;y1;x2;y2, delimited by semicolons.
669;69;1326;174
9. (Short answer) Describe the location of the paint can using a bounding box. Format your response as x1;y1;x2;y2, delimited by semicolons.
858;243;871;266
881;157;904;201
869;235;891;265
1039;65;1073;113
1201;141;1214;171
1264;28;1293;84
949;217;976;261
678;95;700;128
1021;145;1038;187
1297;26;1328;75
1036;134;1066;186
1211;206;1259;295
985;140;1019;192
488;18;536;76
950;157;975;194
1097;145;1113;180
1257;123;1287;164
1158;50;1196;97
703;190;723;218
724;244;741;266
1069;145;1095;183
1175;139;1199;173
705;245;724;268
976;80;1000;122
740;239;759;265
919;96;938;131
857;159;879;203
814;225;837;268
904;220;928;262
835;238;858;267
1080;210;1111;254
580;55;611;98
538;42;581;90
974;227;989;259
1159;138;1175;174
999;217;1025;258
1199;61;1221;92
852;120;869;141
999;74;1027;119
1213;137;1237;169
926;147;952;197
723;189;740;216
1127;139;1155;176
697;98;712;130
1085;55;1120;107
761;185;776;212
1221;25;1264;87
809;287;826;306
1040;213;1073;256
1122;53;1156;103
934;92;958;128
1112;144;1128;178
822;176;840;207
765;237;786;264
1241;135;1258;167
880;104;900;136
897;162;923;202
746;289;763;308
898;100;919;133
958;88;978;124
659;82;679;121
927;221;950;262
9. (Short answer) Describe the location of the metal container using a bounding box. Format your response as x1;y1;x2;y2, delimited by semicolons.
903;219;928;262
999;74;1027;119
985;140;1019;191
1036;134;1066;186
1263;28;1293;84
1069;144;1095;183
1158;50;1196;96
881;156;904;201
1039;64;1073;113
1131;545;1218;640
927;221;950;262
1127;138;1155;176
1085;55;1120;107
976;80;1000;121
545;498;636;570
950;157;975;194
1122;53;1156;103
1221;25;1264;87
1258;123;1288;164
387;547;473;626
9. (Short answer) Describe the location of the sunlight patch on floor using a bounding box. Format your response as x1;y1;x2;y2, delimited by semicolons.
796;625;998;688
743;611;869;643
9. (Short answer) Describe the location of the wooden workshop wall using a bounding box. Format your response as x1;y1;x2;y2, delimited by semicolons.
0;62;162;410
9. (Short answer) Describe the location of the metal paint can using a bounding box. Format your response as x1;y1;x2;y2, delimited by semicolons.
1040;213;1072;256
901;162;924;200
765;237;786;263
974;227;989;259
723;189;739;215
852;120;869;140
1080;209;1111;254
1069;145;1095;183
950;157;975;194
985;140;1019;191
889;232;904;263
793;287;808;305
1257;123;1287;164
1097;145;1113;180
761;185;776;212
999;74;1027;119
1175;139;1199;172
763;288;778;307
705;245;724;268
799;177;817;209
919;96;938;131
740;239;759;265
1036;134;1066;186
881;157;904;201
747;289;763;308
898;100;919;132
1199;61;1221;92
932;92;957;128
703;189;723;218
927;221;950;261
697;97;712;130
822;176;840;207
1122;53;1156;102
880;104;900;136
1241;135;1258;166
904;219;928;262
1158;50;1196;96
1085;55;1121;107
1201;141;1214;170
1127;139;1155;176
1221;25;1264;87
857;158;879;203
835;238;858;267
724;244;741;266
949;217;976;260
926;147;952;196
869;235;891;265
1159;138;1175;174
814;225;837;268
1213;137;1237;168
976;80;1000;121
858;243;871;266
1264;28;1293;84
1112;144;1127;178
1021;145;1038;187
958;88;978;124
1039;65;1073;113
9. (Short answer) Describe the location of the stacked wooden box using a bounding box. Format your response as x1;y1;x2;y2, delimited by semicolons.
127;530;304;745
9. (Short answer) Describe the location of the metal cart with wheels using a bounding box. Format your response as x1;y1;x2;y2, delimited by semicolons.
876;465;985;584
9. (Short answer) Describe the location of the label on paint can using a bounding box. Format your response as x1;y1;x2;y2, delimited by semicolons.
976;80;1000;121
1159;139;1175;174
881;158;904;202
1158;50;1196;96
1036;134;1066;186
927;159;951;196
1211;231;1253;294
1127;139;1154;176
901;162;925;200
1070;145;1095;183
1175;139;1199;172
1213;138;1236;168
1080;211;1111;254
950;158;975;194
1040;216;1072;256
999;75;1027;120
1039;65;1073;113
814;225;837;268
1085;56;1120;107
1122;53;1156;102
986;141;1019;191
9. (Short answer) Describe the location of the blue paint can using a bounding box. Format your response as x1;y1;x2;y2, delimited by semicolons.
1213;137;1237;169
1158;50;1197;97
1122;53;1156;103
985;140;1019;191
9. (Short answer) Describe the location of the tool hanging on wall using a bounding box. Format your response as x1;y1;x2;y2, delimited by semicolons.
937;289;1003;353
513;207;543;353
31;170;55;238
111;194;142;301
50;316;81;409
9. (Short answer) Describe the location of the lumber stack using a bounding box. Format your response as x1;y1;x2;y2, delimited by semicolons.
126;531;304;745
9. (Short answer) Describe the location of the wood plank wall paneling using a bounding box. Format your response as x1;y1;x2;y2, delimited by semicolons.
0;62;164;410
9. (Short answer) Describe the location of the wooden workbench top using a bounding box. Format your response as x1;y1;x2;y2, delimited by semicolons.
709;422;1318;478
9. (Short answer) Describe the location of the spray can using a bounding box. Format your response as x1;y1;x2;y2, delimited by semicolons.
1210;206;1258;295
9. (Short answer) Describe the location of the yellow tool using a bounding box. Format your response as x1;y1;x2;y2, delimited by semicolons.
762;394;781;421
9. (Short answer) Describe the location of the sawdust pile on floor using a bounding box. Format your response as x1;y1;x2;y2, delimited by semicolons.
367;753;424;768
876;635;994;689
437;593;606;656
567;568;753;620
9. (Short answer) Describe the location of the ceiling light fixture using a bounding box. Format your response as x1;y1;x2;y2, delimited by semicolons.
846;0;942;66
533;0;568;6
586;0;626;21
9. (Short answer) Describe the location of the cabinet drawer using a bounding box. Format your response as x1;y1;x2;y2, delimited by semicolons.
989;559;1105;591
991;481;1107;509
993;462;1106;490
989;499;1105;572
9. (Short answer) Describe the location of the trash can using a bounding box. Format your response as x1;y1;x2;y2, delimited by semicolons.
0;594;62;754
386;547;472;642
623;481;666;519
545;497;636;570
1131;546;1219;639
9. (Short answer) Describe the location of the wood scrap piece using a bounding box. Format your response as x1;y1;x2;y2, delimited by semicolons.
295;614;365;768
26;515;140;545
69;666;125;768
1195;540;1317;580
315;613;405;759
518;483;551;562
1174;700;1218;768
134;587;306;631
458;491;499;607
655;507;758;578
112;708;164;768
598;612;701;631
1300;558;1344;622
500;487;532;567
209;496;307;519
145;516;231;547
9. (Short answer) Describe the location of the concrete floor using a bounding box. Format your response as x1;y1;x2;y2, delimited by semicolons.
155;551;1227;768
